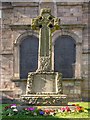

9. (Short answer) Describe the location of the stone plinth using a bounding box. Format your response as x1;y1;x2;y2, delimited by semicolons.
21;72;67;106
21;94;67;106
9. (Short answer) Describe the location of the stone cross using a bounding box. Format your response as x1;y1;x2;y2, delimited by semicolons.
31;8;60;72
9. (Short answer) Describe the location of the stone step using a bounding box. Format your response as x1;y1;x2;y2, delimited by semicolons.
16;105;76;111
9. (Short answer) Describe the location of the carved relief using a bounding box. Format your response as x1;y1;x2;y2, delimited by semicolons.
26;73;33;94
37;57;50;72
56;72;63;94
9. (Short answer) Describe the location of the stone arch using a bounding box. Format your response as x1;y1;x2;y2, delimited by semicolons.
13;31;39;79
52;30;81;44
52;30;82;78
14;31;39;45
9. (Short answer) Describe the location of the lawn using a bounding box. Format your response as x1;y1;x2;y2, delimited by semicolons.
0;102;90;120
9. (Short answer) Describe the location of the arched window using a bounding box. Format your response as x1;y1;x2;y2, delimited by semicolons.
20;35;39;79
54;35;76;78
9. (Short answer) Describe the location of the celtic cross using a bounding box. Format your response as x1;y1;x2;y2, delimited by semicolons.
31;8;60;72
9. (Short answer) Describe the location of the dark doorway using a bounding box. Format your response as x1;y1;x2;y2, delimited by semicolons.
20;35;39;79
54;35;76;78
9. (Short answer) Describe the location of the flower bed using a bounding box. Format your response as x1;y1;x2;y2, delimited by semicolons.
1;104;88;117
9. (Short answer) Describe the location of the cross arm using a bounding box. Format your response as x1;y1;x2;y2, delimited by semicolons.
49;18;60;33
31;16;43;30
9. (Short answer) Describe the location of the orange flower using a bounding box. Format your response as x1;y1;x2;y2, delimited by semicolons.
76;106;81;111
75;106;84;112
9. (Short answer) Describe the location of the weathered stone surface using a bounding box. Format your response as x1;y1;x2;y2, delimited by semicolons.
1;55;13;81
26;72;62;94
21;94;67;106
62;79;83;101
13;6;38;24
2;9;13;24
57;5;82;24
2;28;13;50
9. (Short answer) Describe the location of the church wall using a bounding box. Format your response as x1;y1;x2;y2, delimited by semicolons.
0;2;89;102
12;3;39;24
1;4;14;93
81;3;89;101
62;79;83;101
0;18;1;90
57;4;83;24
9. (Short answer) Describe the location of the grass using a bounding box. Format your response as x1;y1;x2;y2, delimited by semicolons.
1;102;90;120
68;102;89;109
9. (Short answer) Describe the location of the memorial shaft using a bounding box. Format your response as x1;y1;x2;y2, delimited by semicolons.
31;8;60;72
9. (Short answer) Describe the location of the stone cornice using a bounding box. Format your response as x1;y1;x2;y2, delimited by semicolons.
9;24;31;30
9;24;86;30
0;89;13;92
62;78;84;81
0;50;13;55
82;49;90;54
61;24;86;29
11;77;83;82
12;2;39;7
11;78;27;82
56;2;84;6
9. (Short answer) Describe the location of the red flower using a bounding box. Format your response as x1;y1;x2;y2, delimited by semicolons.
72;104;76;106
4;105;11;110
50;109;55;112
60;107;65;112
44;109;50;114
65;106;71;112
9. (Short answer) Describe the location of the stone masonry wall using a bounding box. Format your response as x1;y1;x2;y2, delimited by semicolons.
62;79;83;101
81;3;89;101
57;4;83;24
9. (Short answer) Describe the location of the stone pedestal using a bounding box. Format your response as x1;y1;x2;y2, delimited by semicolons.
21;72;67;106
26;72;62;94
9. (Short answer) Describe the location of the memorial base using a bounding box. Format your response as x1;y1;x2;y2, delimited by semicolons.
21;94;67;106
